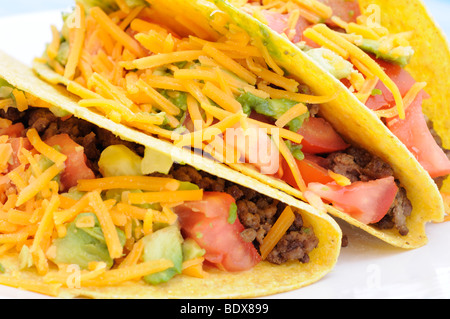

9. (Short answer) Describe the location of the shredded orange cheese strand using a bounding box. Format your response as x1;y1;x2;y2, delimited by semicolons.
257;83;337;104
53;194;91;225
118;238;145;268
0;275;61;297
12;89;28;112
15;164;63;207
26;129;67;165
128;189;203;205
87;191;123;259
136;79;181;116
303;28;350;59
200;102;304;144
202;44;257;85
375;82;427;118
174;111;244;148
46;25;61;60
292;0;332;19
260;206;296;260
79;259;174;287
310;24;405;119
121;50;203;70
64;2;86;80
182;257;207;278
77;176;180;192
202;81;243;113
277;136;306;192
328;170;351;186
275;103;308;128
90;6;145;58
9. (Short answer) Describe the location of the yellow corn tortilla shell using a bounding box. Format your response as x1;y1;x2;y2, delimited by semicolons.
357;0;450;194
0;51;342;298
147;0;444;249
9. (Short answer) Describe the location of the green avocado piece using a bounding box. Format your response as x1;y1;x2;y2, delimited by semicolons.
142;226;183;285
182;238;205;261
50;213;126;269
141;147;174;175
358;39;414;68
237;92;309;132
305;48;353;80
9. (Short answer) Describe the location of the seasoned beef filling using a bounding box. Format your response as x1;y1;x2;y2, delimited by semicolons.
169;165;319;265
326;146;412;235
5;107;318;265
9;107;145;175
426;116;450;188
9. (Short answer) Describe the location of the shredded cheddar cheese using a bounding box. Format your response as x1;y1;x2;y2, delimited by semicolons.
127;189;204;205
90;6;145;58
310;24;405;119
78;176;181;192
260;206;296;260
64;3;86;80
275;103;308;128
26;129;67;166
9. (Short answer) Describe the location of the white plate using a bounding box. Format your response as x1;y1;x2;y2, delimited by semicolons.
0;8;450;299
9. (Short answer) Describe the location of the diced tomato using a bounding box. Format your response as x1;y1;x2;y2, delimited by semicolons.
282;154;334;187
297;117;349;154
387;96;450;178
45;134;95;191
260;10;311;43
364;59;450;178
307;176;398;224
224;123;281;175
8;137;32;171
0;123;25;138
174;192;261;272
318;0;361;24
365;59;421;111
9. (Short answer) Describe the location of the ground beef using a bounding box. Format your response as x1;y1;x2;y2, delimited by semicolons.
327;146;393;182
0;107;25;123
168;164;319;265
20;108;144;175
425;116;450;188
375;187;412;236
326;146;412;235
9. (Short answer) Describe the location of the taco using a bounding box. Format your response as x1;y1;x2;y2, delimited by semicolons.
30;0;443;250
218;0;450;208
0;52;342;298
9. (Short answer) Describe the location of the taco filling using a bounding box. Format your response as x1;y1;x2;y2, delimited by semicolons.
34;0;415;236
232;0;450;186
0;84;324;295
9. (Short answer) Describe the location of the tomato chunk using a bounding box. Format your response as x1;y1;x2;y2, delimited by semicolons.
174;192;261;272
260;9;310;43
365;59;420;111
45;134;95;191
0;123;25;138
298;117;349;154
387;96;450;178
282;154;334;187
8;137;32;171
307;176;398;224
318;0;361;24
365;59;450;178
